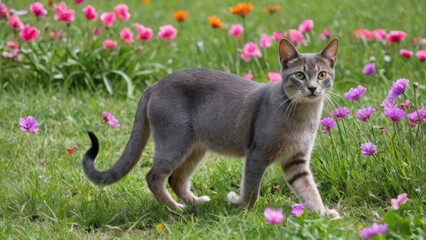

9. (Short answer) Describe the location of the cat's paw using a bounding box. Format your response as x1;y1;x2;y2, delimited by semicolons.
194;195;211;204
227;192;240;205
324;208;340;219
175;203;187;211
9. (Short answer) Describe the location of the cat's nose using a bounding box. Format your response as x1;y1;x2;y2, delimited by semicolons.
308;87;317;94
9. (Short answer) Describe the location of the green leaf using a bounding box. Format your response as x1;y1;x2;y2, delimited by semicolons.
101;74;113;95
110;70;134;98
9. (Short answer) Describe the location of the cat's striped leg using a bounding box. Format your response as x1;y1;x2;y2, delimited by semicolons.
281;153;340;218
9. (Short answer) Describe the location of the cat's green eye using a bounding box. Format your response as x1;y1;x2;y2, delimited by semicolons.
318;71;327;80
295;72;305;80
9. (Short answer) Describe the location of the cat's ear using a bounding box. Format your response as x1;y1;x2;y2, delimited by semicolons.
320;38;339;68
279;39;301;68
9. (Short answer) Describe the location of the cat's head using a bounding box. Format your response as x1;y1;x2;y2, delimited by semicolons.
279;39;338;104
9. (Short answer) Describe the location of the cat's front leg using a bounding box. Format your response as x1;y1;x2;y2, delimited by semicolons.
227;150;268;208
281;154;340;218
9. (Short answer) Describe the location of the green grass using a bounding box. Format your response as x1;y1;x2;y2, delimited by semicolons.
1;0;426;239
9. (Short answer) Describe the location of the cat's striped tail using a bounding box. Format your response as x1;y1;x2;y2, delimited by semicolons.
82;89;151;185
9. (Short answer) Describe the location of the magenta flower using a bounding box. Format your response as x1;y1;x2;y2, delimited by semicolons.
259;34;272;49
82;5;97;21
298;19;314;33
289;29;305;46
359;223;388;239
360;142;377;156
320;117;336;134
19;116;39;133
8;16;23;29
291;204;304;217
102;39;117;50
29;2;47;18
386;31;406;43
100;12;116;28
229;24;244;38
416;50;426;61
373;29;387;41
0;3;8;18
272;31;284;41
391;193;409;210
387;78;409;102
331;107;350;120
264;208;284;224
362;63;376;75
75;0;85;4
344;85;367;101
268;72;281;82
243;73;253;80
355;107;376;122
408;108;426;127
102;112;119;128
384;106;405;122
400;49;413;59
19;25;40;42
319;28;332;40
54;2;75;22
241;42;262;61
120;28;134;44
114;4;131;21
134;24;153;41
158;25;177;41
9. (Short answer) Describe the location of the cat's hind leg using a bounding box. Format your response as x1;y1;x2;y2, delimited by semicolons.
168;144;210;205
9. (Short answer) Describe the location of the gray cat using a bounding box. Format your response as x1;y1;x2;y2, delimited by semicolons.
82;39;340;218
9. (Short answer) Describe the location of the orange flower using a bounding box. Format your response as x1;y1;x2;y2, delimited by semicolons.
208;16;223;29
173;10;188;22
47;0;54;5
141;0;150;5
263;5;281;14
229;3;253;17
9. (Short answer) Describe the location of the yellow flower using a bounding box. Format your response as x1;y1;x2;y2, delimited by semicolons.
358;225;364;231
229;3;253;17
155;223;164;232
208;16;224;29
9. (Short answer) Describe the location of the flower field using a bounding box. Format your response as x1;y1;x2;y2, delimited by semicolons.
0;0;425;239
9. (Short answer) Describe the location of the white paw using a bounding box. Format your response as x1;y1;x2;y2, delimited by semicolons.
324;208;340;219
176;203;187;211
195;195;211;204
227;192;240;204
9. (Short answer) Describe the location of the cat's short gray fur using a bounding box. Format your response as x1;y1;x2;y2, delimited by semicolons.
82;39;340;218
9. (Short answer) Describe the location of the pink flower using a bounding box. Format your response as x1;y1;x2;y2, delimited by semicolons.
19;25;40;42
400;49;413;59
0;3;8;18
82;5;97;21
415;49;426;61
102;39;117;50
158;24;177;41
50;32;58;41
243;73;253;80
54;2;75;22
7;41;19;51
243;42;262;59
100;12;116;28
289;29;305;46
354;29;374;40
360;223;388;239
66;146;76;154
102;112;120;128
319;28;332;40
114;4;130;21
373;29;387;41
408;108;426;126
344;85;367;101
291;204;304;217
331;107;350;120
386;30;407;43
135;24;153;41
93;27;102;36
75;0;85;4
268;72;281;82
8;16;23;29
272;31;284;41
240;53;250;62
320;117;336;134
264;208;284;224
229;24;244;38
298;19;313;33
384;106;405;122
391;193;408;210
19;116;39;133
29;2;47;18
355;107;376;122
360;142;377;156
259;34;272;49
120;28;134;44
